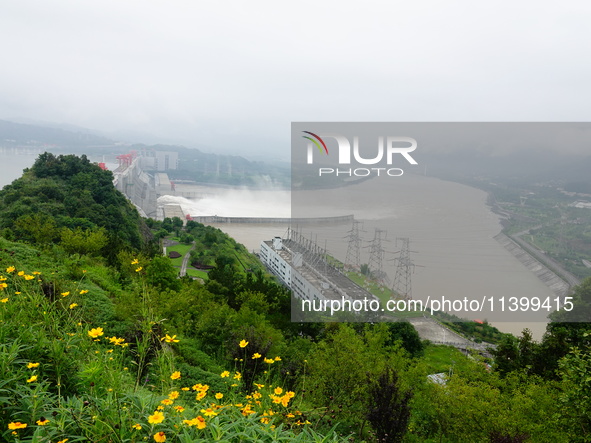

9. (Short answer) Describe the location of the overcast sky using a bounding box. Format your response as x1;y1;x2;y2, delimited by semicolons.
2;1;591;160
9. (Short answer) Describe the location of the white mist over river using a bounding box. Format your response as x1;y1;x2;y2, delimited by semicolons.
158;189;291;218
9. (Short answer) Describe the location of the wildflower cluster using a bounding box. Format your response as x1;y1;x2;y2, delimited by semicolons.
0;254;322;443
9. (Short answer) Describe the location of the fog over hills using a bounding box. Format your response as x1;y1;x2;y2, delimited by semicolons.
2;118;590;188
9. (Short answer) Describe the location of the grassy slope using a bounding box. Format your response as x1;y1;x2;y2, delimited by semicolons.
0;238;346;442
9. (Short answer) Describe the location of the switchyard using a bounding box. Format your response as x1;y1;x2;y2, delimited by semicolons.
259;228;378;304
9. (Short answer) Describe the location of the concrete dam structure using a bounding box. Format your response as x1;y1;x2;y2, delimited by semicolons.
111;156;353;226
112;157;158;218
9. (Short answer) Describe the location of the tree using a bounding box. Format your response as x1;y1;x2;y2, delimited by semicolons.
551;277;591;323
557;332;591;441
387;321;424;358
146;256;180;291
60;226;108;256
366;367;412;443
13;213;58;245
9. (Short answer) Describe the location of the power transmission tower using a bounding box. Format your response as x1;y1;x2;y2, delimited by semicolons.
392;237;415;300
345;219;363;270
367;228;388;284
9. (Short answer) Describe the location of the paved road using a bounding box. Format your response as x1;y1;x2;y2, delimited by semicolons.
179;242;196;277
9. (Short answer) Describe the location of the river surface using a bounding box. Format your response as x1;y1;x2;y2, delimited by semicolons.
0;152;550;338
160;175;553;339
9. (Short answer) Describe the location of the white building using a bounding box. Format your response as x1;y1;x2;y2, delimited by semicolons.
155;151;179;171
260;236;378;304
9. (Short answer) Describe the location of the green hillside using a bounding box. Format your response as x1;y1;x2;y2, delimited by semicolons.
0;153;590;442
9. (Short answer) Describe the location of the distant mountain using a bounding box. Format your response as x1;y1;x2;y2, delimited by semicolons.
0;119;116;148
417;149;591;185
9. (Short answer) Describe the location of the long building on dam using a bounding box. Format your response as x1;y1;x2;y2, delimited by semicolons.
259;229;378;305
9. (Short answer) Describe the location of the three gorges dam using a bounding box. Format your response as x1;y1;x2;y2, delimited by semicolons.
111;150;352;225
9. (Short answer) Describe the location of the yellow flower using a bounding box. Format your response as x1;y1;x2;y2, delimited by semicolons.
174;405;185;413
108;336;125;346
264;358;274;364
79;290;89;294
6;266;15;273
27;362;40;369
201;408;218;417
132;423;142;430
252;353;262;359
195;416;206;429
154;431;166;442
274;356;281;361
239;339;248;348
215;392;223;400
261;416;270;424
57;439;69;443
36;418;50;425
0;283;7;290
8;422;27;429
192;383;209;392
274;387;283;395
24;274;35;280
181;387;190;391
196;391;207;401
61;291;70;297
220;370;230;378
33;271;41;275
69;303;78;309
148;410;165;424
1;298;8;303
161;398;173;405
131;259;139;265
169;391;179;400
161;334;179;343
88;327;104;338
183;416;206;429
233;371;242;380
135;267;143;272
170;371;181;380
27;375;38;383
241;405;255;416
18;271;25;276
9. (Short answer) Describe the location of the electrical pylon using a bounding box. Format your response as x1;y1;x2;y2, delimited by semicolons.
345;219;363;269
392;237;415;300
367;228;388;284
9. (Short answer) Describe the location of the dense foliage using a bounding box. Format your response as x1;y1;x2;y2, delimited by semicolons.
0;152;153;257
0;154;590;442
